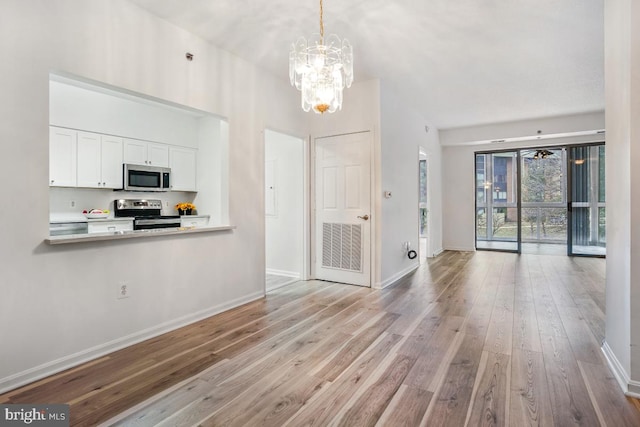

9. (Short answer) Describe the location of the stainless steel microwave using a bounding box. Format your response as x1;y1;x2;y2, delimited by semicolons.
122;164;171;192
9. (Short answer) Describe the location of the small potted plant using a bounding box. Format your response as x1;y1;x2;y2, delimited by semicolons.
175;202;196;215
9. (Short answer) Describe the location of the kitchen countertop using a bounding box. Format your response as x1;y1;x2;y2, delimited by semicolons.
49;217;135;224
45;224;235;245
50;215;210;223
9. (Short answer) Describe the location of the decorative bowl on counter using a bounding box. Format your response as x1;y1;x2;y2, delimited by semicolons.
83;209;110;219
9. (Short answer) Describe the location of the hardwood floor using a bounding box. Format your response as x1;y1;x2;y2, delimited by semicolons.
2;251;639;426
266;273;299;291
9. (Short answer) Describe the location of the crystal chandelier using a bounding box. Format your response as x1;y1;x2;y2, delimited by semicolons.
289;0;353;114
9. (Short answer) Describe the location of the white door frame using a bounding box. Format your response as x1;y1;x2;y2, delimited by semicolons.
418;147;428;261
310;130;375;287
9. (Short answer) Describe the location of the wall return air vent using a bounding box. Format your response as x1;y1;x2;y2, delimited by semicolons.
322;223;362;272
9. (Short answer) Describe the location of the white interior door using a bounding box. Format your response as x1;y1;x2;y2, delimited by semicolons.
315;132;371;287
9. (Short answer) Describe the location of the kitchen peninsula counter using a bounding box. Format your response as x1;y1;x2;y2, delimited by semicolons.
45;224;235;245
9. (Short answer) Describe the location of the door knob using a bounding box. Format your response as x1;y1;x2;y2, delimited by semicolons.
357;214;369;221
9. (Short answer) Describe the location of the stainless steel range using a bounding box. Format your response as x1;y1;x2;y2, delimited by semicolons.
114;199;181;230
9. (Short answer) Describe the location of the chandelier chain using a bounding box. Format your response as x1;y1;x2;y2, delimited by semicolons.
319;0;324;40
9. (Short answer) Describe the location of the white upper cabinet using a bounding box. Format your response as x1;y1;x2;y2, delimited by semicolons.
148;142;170;167
122;139;146;165
76;131;101;188
77;131;123;189
51;127;196;191
124;139;169;167
169;146;197;192
100;135;124;188
50;127;77;187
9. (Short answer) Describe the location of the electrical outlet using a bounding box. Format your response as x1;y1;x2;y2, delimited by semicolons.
164;201;169;208
70;200;75;208
117;281;130;299
403;241;411;251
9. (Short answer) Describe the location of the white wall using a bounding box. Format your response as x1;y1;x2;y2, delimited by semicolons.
194;117;228;224
378;81;442;287
442;114;606;252
0;0;303;392
50;78;200;148
440;111;605;146
309;79;381;138
264;130;305;282
441;145;477;251
628;0;640;386
602;0;638;395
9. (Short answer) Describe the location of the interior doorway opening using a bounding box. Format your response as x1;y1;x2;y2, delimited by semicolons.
264;129;305;291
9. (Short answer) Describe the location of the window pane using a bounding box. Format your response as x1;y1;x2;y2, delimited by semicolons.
599;207;606;243
521;149;564;203
599;146;605;203
476;151;518;252
476;154;487;205
522;207;567;242
476;208;487;239
569;144;606;256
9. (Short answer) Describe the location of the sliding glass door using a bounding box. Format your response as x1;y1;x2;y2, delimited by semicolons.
568;144;606;256
475;151;520;252
520;148;567;253
475;143;605;257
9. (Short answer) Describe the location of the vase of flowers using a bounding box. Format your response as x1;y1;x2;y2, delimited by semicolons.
176;202;196;215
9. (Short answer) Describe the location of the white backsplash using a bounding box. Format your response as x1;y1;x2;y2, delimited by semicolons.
49;187;196;220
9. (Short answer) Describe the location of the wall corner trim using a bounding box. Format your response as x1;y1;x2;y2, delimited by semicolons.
601;341;640;398
374;263;419;289
0;291;264;395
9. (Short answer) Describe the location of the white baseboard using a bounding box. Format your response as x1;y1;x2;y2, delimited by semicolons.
430;248;444;257
266;268;300;279
629;381;640;397
443;245;476;252
374;263;419;290
0;290;264;395
601;340;640;398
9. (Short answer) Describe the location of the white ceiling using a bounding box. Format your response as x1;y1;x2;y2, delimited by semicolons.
128;0;604;130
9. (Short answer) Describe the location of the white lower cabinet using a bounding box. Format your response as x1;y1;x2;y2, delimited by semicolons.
180;216;209;228
88;220;133;234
